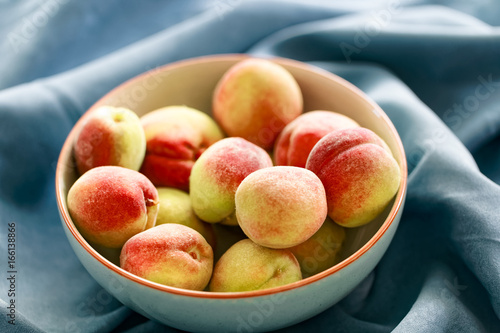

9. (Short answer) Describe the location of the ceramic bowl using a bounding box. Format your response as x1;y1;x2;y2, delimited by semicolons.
56;54;407;332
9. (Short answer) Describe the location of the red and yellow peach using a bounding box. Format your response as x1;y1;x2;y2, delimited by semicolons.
235;166;327;249
288;217;345;278
73;106;146;175
274;110;359;167
306;127;401;228
212;58;303;150
67;166;159;248
156;187;216;248
209;239;301;292
139;105;224;191
189;137;273;224
120;224;213;291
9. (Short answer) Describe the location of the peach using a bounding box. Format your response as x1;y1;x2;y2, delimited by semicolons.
120;224;213;291
67;166;159;248
274;110;359;167
235;166;327;249
73;106;146;175
139;105;224;191
156;187;216;248
189;137;273;224
219;213;239;226
209;239;301;292
288;217;345;278
306;127;401;228
212;58;303;150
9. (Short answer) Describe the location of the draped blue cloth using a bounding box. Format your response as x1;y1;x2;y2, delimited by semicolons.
1;0;499;332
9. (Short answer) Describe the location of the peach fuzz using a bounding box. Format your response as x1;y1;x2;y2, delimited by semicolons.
306;127;401;228
156;187;216;248
209;239;301;292
189;137;273;224
288;217;345;278
212;58;303;150
120;224;213;291
274;110;359;168
235;166;327;249
67;166;159;248
73;106;146;175
139;105;224;191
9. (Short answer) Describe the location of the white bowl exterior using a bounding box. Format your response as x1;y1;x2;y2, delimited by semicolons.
57;55;407;332
60;199;404;332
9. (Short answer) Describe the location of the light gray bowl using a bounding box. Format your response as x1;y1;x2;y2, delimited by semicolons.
56;54;407;332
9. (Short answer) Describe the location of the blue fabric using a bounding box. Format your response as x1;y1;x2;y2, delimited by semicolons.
1;0;499;332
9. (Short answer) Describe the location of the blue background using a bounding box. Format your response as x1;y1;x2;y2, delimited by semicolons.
0;0;499;332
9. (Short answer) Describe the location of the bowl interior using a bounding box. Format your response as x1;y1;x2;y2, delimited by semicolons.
57;54;407;295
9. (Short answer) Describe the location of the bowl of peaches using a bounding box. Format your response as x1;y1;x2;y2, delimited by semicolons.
56;54;407;332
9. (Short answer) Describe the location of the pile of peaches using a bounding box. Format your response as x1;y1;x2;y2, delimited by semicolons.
67;58;401;292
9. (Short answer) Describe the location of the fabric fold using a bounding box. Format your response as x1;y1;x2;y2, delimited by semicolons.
0;1;499;332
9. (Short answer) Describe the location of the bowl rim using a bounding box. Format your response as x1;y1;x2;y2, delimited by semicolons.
56;53;408;300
